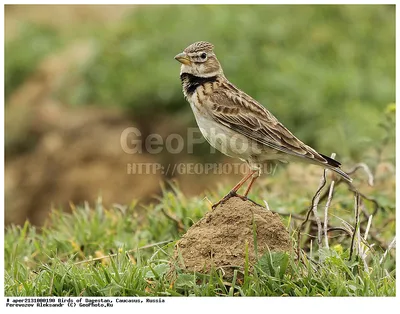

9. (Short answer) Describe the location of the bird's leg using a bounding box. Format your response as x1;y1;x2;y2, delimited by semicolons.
212;170;257;208
231;170;256;193
243;175;259;197
230;175;261;207
243;167;262;197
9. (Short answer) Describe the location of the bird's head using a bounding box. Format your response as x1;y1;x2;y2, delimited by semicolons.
174;41;223;77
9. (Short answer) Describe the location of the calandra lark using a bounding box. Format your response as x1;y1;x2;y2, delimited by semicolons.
175;41;352;207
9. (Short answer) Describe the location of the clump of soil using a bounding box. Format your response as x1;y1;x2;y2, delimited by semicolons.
174;196;292;278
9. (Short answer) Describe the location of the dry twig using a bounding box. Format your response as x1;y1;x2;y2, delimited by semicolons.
74;240;173;265
297;168;327;256
346;163;374;186
161;207;185;232
323;181;335;248
349;192;361;260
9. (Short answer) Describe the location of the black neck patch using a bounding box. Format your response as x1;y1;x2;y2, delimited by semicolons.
180;73;217;96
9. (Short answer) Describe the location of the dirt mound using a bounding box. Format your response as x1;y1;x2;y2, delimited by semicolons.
174;196;291;278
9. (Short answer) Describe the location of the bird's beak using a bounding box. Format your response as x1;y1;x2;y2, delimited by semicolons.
174;52;191;65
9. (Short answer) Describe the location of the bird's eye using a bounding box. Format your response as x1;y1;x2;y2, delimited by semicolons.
200;52;207;59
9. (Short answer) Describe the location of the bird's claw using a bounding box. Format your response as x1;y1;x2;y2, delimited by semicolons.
211;191;264;209
212;191;248;209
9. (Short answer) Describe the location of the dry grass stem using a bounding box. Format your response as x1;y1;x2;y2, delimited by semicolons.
323;181;335;248
380;237;396;265
349;193;361;260
346;163;375;186
161;207;185;232
311;169;327;248
73;240;173;265
297;166;327;256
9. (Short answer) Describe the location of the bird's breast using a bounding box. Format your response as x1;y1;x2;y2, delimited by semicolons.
190;103;253;160
180;73;218;98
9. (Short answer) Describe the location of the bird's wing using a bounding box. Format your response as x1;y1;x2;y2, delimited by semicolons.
206;84;333;166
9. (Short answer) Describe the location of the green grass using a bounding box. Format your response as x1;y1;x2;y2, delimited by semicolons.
4;181;395;296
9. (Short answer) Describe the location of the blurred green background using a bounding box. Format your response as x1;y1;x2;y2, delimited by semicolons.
4;5;395;225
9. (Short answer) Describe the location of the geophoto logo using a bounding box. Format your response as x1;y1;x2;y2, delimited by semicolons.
120;127;278;175
120;127;263;155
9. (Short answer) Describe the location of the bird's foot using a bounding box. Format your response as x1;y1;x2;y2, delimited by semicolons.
233;194;263;207
212;191;265;209
212;191;251;209
212;190;238;209
244;197;264;208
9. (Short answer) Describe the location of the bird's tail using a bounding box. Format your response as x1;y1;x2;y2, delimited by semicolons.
320;153;352;183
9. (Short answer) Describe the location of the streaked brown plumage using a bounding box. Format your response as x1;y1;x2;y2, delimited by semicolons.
175;41;351;207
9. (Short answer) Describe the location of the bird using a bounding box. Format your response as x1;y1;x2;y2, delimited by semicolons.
174;41;352;208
